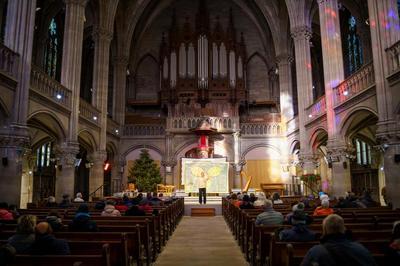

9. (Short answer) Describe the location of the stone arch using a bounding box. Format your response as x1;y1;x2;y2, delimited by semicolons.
246;52;271;102
289;139;300;155
27;110;67;149
133;53;159;101
339;107;378;143
241;143;281;161
309;127;328;152
122;144;164;159
78;129;97;153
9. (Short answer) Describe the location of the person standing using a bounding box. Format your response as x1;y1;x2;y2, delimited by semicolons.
198;171;209;204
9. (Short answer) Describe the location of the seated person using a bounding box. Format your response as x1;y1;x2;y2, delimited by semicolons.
272;192;283;204
385;220;400;265
131;193;143;205
69;204;98;232
230;193;241;208
46;211;63;231
255;199;284;225
149;192;163;206
286;203;313;225
249;193;257;203
59;194;72;208
313;199;334;217
301;214;376;266
279;210;316;241
73;192;84;203
8;215;36;253
101;200;121;217
30;222;70;255
253;192;267;208
0;202;14;220
115;199;129;212
240;195;254;209
45;196;58;207
8;205;20;219
138;200;153;214
125;205;146;216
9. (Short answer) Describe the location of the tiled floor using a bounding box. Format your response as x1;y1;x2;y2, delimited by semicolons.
155;216;248;266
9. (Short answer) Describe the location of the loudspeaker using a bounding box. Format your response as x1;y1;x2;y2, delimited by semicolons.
394;154;400;163
2;157;8;167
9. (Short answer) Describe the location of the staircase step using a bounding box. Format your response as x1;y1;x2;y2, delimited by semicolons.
191;208;216;217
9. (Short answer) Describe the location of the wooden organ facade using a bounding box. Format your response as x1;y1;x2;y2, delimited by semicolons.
160;0;247;118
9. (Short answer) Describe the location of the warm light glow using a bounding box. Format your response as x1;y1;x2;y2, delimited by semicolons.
343;90;348;96
104;162;110;171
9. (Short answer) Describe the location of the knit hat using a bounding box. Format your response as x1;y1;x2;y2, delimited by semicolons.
291;210;307;225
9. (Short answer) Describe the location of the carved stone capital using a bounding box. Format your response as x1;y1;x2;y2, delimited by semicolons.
276;54;294;65
0;134;30;148
161;160;177;167
92;27;113;43
55;142;80;167
90;150;108;163
291;26;312;41
113;56;129;67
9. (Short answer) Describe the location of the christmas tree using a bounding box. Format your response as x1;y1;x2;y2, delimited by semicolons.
128;149;162;192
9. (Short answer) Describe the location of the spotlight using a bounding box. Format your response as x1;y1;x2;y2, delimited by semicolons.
343;90;349;96
104;162;110;171
308;114;313;118
115;129;119;134
93;116;97;121
56;94;62;100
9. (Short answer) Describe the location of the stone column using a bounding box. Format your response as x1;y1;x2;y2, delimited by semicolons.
291;26;314;173
56;0;87;199
2;0;36;206
89;150;107;199
277;54;294;124
318;0;349;196
54;142;80;202
379;136;400;208
327;145;352;197
368;0;400;135
113;56;128;125
61;0;87;142
164;132;175;184
232;131;241;189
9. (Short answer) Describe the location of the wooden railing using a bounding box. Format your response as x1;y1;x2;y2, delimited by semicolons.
30;65;72;109
386;40;400;75
240;122;282;136
305;95;326;122
79;99;100;125
123;124;165;136
333;62;375;107
0;43;19;78
167;116;239;132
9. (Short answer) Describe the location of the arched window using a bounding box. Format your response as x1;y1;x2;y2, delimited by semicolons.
44;17;63;81
340;7;363;77
355;139;371;166
0;0;7;43
36;142;53;169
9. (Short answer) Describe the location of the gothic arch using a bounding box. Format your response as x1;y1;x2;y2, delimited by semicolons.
241;143;281;161
133;53;159;100
173;140;198;159
289;140;300;155
122;144;164;159
309;127;328;152
339;107;378;144
27;110;67;144
78;129;97;153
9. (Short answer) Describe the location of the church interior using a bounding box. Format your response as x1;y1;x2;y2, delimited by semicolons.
0;0;400;265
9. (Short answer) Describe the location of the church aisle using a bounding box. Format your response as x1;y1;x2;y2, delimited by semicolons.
154;216;248;266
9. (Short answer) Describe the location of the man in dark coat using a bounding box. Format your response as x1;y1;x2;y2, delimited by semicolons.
279;210;316;242
301;214;376;266
69;204;98;232
30;222;70;255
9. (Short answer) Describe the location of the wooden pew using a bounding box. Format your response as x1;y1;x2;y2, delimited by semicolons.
6;243;111;266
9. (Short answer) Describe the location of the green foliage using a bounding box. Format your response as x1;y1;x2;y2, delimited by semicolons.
300;174;321;183
128;149;162;192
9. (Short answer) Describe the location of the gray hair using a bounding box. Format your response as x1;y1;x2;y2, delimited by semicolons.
264;199;273;208
321;199;330;208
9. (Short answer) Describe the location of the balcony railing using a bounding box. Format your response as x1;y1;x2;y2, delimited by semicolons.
79;99;100;125
240;122;282;136
30;65;72;109
167;116;239;132
386;40;400;75
107;118;120;136
123;124;165;136
305;96;326;122
333;62;375;107
0;43;19;78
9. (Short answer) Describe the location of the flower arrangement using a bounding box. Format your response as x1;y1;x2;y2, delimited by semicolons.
300;174;321;183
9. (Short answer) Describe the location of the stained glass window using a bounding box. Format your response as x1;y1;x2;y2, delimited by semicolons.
340;7;363;77
36;142;52;168
44;18;61;80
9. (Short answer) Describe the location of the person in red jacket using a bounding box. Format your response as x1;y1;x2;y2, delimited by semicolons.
0;202;14;220
313;199;334;217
